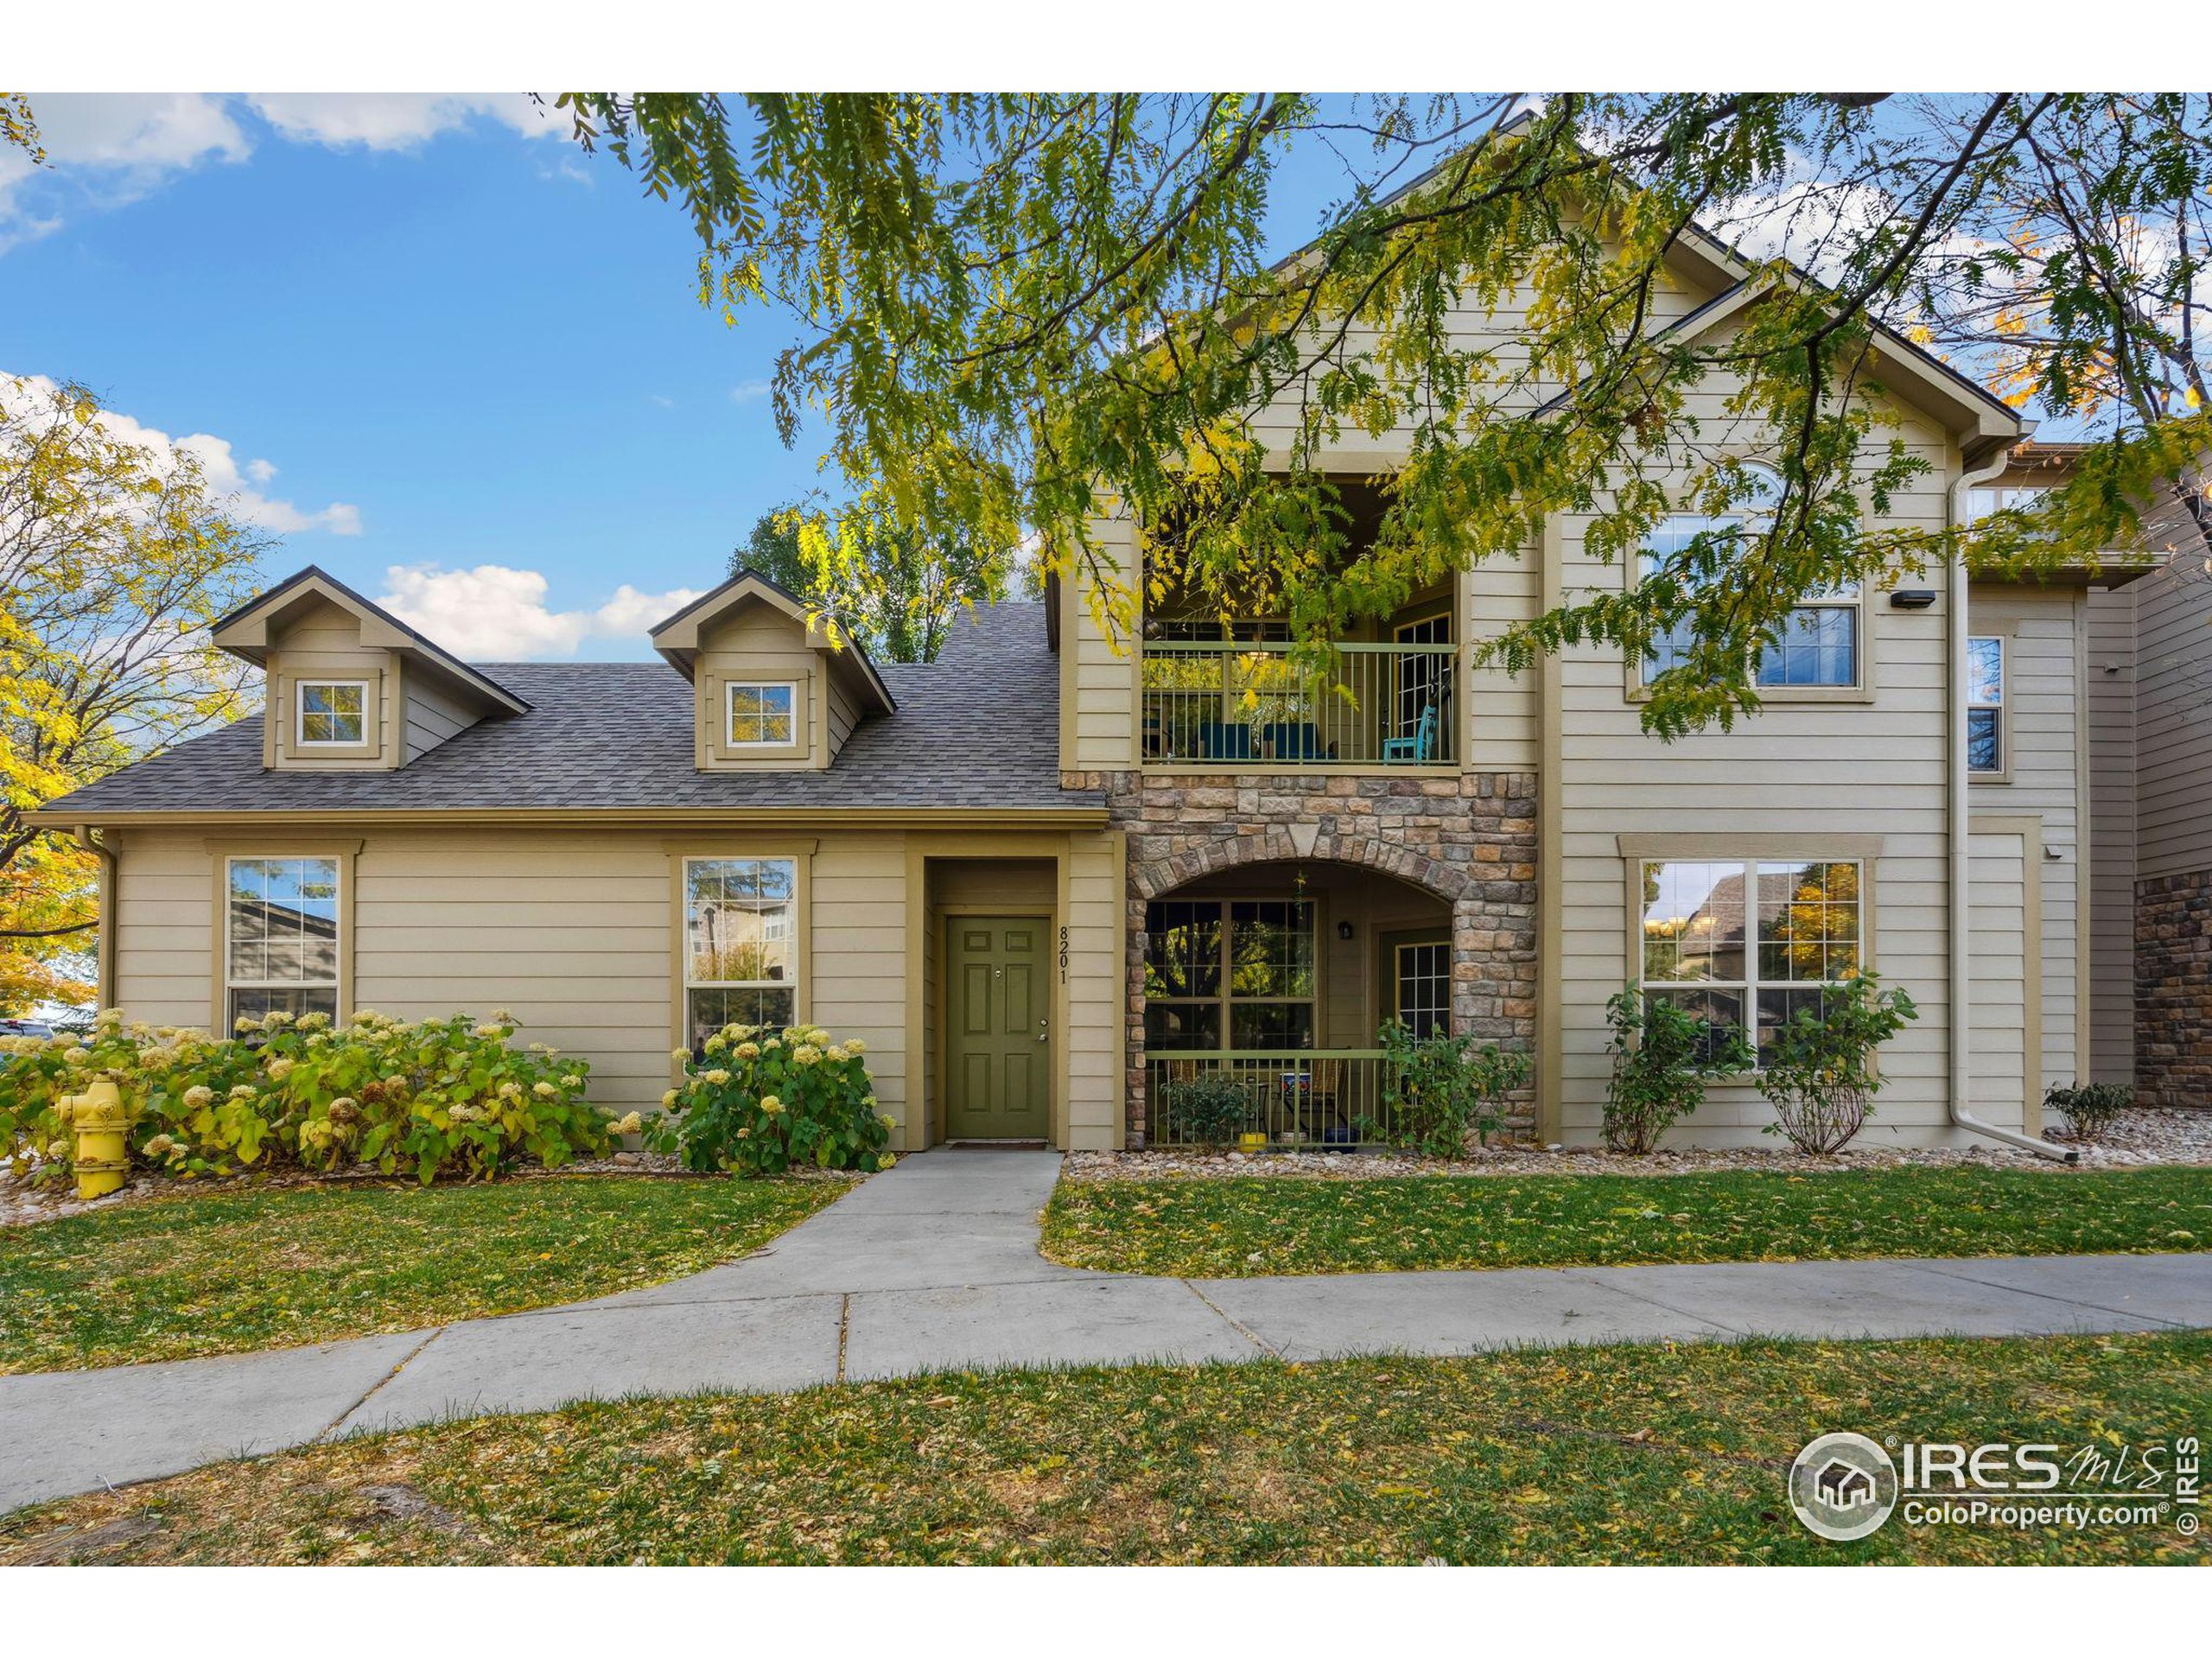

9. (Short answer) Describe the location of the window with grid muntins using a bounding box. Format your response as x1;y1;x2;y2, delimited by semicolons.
226;856;340;1027
683;857;797;1046
1640;466;1859;690
1143;898;1315;1052
296;682;366;745
1637;857;1864;1066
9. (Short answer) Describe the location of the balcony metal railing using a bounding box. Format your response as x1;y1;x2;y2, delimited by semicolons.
1140;640;1457;767
1147;1050;1394;1148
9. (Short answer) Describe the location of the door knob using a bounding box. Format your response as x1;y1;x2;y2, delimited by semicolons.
1037;1019;1049;1043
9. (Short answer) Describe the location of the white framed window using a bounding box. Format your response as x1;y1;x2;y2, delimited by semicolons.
683;856;798;1047
1641;465;1859;690
226;856;340;1027
1967;636;2005;774
725;682;797;747
296;680;369;746
1637;856;1865;1066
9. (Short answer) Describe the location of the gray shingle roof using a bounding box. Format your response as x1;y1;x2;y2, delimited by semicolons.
43;601;1098;817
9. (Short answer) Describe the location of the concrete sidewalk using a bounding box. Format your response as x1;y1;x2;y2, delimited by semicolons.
4;1148;2209;1515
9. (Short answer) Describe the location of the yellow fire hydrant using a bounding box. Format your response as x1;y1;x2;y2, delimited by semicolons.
67;1078;129;1200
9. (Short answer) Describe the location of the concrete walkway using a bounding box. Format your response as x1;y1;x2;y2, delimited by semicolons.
4;1149;2209;1514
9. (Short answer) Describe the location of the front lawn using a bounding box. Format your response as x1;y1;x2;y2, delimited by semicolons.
0;1176;844;1375
3;1332;2202;1564
1040;1166;2212;1276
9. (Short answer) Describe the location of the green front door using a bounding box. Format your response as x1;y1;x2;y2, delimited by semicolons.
944;915;1051;1140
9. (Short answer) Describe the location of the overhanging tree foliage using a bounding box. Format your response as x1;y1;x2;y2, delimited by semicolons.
728;495;1014;662
1;377;268;1008
557;92;2212;733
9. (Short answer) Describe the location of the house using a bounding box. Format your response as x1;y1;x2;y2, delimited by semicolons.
35;229;2156;1153
1980;442;2212;1110
1815;1459;1878;1511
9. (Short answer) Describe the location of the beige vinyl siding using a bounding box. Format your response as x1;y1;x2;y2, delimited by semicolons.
266;599;396;770
1063;830;1123;1149
825;670;863;757
1967;823;2035;1127
106;822;1119;1148
2132;561;2212;879
109;828;220;1031
806;836;911;1134
2084;585;2138;1083
402;664;482;763
1554;397;1960;1147
1967;586;2082;1094
1463;550;1541;771
694;606;820;771
1064;512;1141;771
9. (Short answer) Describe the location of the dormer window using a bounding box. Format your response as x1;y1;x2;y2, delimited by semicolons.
727;681;798;747
297;680;368;746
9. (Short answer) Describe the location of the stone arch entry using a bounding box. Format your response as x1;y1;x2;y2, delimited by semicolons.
1121;801;1537;1147
1128;822;1473;907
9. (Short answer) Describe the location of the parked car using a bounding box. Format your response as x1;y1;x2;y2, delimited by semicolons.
0;1016;56;1039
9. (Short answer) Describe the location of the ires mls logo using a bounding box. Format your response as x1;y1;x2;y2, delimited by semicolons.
1789;1432;2203;1541
1789;1433;1899;1541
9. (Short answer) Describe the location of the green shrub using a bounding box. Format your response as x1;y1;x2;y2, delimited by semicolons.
1603;988;1756;1154
646;1022;893;1175
1161;1069;1254;1148
1755;972;1918;1154
1373;1020;1533;1159
0;1007;606;1186
2044;1080;2132;1141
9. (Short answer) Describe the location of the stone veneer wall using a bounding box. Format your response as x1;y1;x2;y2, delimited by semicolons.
1065;769;1540;1147
2135;868;2212;1109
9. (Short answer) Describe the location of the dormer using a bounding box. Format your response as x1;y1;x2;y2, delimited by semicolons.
210;566;528;772
649;570;895;772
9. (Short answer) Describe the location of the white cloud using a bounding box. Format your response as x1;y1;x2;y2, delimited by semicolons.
2;372;362;537
243;94;555;152
375;563;702;660
729;381;772;404
0;92;250;244
2;92;556;248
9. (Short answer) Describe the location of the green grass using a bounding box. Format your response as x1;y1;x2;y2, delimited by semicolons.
0;1176;843;1375
1040;1166;2212;1276
3;1332;2204;1564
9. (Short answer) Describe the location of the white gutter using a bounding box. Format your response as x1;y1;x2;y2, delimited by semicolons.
1947;443;2079;1162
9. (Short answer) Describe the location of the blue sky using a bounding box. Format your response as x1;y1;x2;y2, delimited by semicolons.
2;93;1384;661
0;95;885;658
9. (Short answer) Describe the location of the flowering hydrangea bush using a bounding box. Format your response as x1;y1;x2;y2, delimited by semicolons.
648;1022;894;1176
0;1007;608;1186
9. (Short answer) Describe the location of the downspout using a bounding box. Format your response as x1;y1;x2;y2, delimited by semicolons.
1946;447;2079;1161
71;826;118;1013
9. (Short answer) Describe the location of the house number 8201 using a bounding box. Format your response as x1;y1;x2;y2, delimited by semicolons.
1058;926;1070;983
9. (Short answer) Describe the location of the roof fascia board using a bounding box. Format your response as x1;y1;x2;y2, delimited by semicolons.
651;569;896;712
32;804;1109;830
210;565;530;715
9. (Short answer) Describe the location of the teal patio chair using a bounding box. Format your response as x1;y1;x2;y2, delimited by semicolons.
1381;704;1437;764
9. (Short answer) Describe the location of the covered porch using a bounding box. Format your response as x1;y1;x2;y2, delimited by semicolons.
1137;857;1454;1147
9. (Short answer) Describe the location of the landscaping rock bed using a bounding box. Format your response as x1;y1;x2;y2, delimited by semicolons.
1064;1107;2212;1182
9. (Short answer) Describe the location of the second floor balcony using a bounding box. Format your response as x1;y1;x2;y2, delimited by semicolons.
1140;629;1458;768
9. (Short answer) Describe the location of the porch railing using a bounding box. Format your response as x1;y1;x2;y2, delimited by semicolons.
1147;1050;1394;1148
1140;640;1457;767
